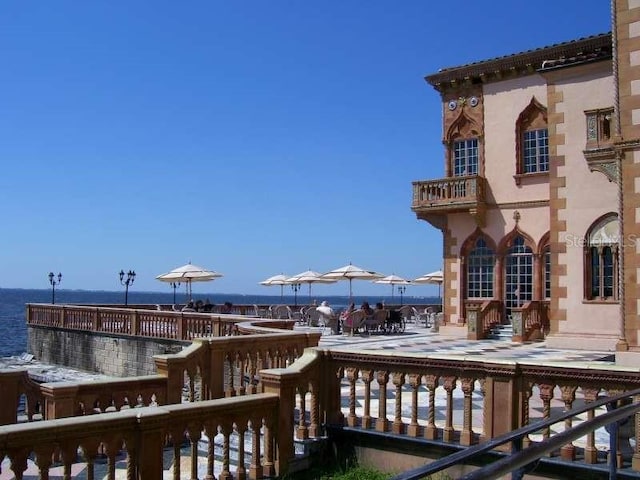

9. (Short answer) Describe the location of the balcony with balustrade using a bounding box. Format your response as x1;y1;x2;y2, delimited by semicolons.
411;175;487;229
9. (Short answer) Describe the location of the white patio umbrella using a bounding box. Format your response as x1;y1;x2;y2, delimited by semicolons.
259;274;289;300
373;274;412;303
156;262;223;301
413;270;444;302
321;263;384;300
285;270;337;304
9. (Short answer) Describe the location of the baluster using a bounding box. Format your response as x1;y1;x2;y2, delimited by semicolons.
583;388;600;464
538;383;555;449
107;445;117;480
296;386;309;440
204;421;216;480
309;381;320;437
237;356;246;396
407;373;422;437
188;370;196;402
560;385;578;460
8;450;28;480
189;427;202;480
262;418;275;478
235;423;247;480
217;423;232;480
246;355;258;395
361;369;374;429
376;371;390;432
170;428;182;480
346;367;359;427
125;444;136;480
226;354;236;397
443;376;457;442
34;446;53;480
522;382;533;448
460;377;475;446
249;418;263;480
392;372;406;434
424;374;439;440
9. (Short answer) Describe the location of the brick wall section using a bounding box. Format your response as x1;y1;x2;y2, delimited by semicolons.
618;0;640;347
28;326;185;377
547;83;567;332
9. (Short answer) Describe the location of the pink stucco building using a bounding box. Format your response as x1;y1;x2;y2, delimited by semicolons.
412;1;640;358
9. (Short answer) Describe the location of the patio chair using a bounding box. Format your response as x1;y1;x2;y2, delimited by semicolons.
342;310;365;336
306;306;320;327
412;307;432;327
398;305;414;324
363;308;388;334
272;304;292;319
253;304;268;318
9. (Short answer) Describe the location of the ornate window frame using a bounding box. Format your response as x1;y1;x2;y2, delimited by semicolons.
514;97;549;185
583;213;619;302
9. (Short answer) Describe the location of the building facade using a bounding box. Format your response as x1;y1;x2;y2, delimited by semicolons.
412;1;640;354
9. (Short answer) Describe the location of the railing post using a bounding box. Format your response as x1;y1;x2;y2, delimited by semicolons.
482;364;522;450
134;409;170;479
0;370;27;425
131;310;140;336
40;383;80;419
466;304;482;340
511;308;524;343
260;371;297;477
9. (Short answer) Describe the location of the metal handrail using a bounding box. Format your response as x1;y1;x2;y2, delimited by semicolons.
389;387;640;480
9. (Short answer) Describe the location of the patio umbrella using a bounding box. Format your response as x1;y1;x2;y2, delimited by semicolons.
321;263;384;301
259;274;289;300
156;262;223;301
373;274;412;303
413;270;444;305
285;270;337;304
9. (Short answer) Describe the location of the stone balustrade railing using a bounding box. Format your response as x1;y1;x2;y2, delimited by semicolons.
6;304;640;476
412;175;486;207
0;393;281;479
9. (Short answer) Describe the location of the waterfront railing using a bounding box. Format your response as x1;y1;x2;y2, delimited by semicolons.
2;304;640;478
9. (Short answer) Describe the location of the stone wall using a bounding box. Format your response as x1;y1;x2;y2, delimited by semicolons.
28;326;186;377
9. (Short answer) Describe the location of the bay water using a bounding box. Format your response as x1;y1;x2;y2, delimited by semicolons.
0;288;437;357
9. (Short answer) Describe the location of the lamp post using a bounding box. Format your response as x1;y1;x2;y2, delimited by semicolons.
119;270;136;306
291;282;301;307
397;285;407;306
170;282;181;305
48;272;62;304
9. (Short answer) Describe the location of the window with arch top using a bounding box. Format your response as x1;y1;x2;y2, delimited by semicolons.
584;214;619;302
515;97;549;183
467;237;495;298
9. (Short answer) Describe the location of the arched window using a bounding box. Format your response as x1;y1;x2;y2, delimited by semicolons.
504;236;533;310
447;113;481;178
585;214;619;301
516;98;548;181
467;237;495;298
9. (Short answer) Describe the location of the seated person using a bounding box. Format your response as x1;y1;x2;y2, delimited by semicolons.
220;301;233;314
202;299;214;312
181;301;196;312
317;300;339;335
340;302;356;329
360;301;374;318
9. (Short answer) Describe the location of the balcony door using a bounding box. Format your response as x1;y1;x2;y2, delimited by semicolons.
504;236;533;318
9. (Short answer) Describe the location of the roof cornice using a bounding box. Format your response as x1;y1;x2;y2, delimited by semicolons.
425;33;612;93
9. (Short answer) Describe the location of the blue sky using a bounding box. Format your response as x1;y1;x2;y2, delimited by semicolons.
0;1;610;297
